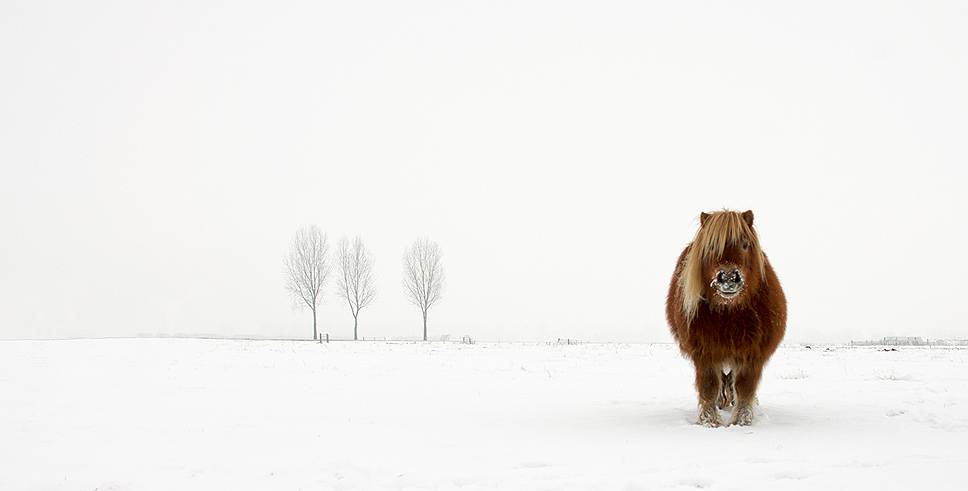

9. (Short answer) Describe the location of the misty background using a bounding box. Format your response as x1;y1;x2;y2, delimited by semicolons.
2;1;966;343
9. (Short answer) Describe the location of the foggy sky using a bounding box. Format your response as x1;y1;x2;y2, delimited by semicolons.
2;1;966;343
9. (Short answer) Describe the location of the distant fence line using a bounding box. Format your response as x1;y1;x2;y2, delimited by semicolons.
315;334;477;343
552;338;582;345
310;335;589;345
849;337;968;347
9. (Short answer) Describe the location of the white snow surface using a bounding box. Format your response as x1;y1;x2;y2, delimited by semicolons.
2;339;966;490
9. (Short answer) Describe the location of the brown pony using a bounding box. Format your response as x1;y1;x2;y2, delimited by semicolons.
666;210;786;427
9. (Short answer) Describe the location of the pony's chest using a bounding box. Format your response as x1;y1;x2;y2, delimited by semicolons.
692;307;761;341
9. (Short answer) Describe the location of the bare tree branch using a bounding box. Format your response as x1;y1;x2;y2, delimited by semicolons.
402;238;444;341
284;226;331;340
336;236;377;340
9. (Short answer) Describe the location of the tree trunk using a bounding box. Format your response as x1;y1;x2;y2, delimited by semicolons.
313;309;318;340
422;311;427;341
353;314;358;341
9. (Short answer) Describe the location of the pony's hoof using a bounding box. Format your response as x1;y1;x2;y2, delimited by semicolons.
731;405;754;426
698;406;722;427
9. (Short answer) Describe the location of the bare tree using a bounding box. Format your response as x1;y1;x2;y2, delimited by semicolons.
284;226;331;340
336;236;376;340
402;238;444;341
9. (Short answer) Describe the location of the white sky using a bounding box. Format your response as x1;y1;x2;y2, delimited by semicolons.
2;1;966;343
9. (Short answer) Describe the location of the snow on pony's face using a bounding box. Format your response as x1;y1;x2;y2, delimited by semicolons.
692;210;765;312
702;240;754;310
677;210;767;323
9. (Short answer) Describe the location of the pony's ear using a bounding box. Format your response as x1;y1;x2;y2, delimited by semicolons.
742;210;754;227
700;212;711;226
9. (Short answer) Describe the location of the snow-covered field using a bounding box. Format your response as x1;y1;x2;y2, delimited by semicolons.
2;339;966;490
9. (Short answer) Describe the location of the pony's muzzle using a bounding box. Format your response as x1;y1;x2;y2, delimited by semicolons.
712;268;743;295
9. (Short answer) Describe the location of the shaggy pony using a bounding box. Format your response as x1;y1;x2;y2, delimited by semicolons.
666;210;786;427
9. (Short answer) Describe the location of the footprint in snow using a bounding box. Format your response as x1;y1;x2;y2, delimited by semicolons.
773;470;808;480
676;477;712;488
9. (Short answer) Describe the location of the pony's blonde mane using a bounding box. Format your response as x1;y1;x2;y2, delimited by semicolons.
677;211;766;325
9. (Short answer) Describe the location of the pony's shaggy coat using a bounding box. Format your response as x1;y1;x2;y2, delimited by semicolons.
666;210;786;427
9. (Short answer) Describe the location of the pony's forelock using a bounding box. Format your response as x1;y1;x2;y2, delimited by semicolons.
677;211;766;325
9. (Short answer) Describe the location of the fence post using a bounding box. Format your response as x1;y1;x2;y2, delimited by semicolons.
326;333;330;343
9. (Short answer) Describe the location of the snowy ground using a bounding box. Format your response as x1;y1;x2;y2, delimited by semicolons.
2;339;966;490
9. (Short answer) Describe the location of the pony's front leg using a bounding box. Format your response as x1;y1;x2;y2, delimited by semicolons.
716;371;735;410
694;364;722;427
731;363;764;426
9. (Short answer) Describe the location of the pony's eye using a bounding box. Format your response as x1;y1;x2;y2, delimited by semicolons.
742;240;749;250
